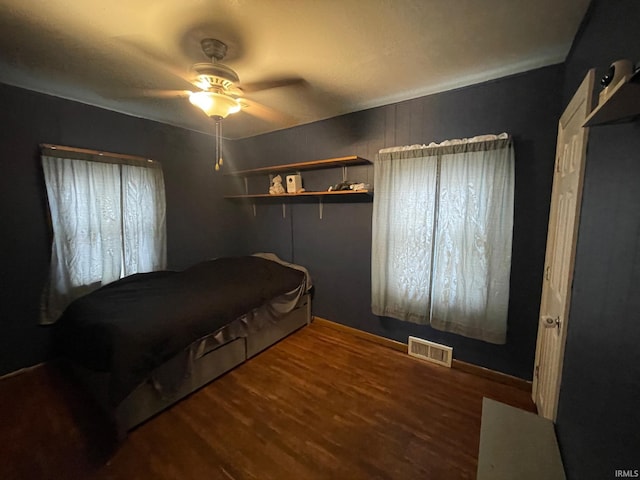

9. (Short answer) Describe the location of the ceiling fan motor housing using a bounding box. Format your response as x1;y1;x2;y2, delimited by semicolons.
201;38;227;62
192;62;239;91
193;39;240;92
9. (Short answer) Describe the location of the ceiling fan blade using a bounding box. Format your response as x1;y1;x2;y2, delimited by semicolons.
111;34;195;88
239;77;308;93
105;88;192;100
239;98;297;125
138;89;192;98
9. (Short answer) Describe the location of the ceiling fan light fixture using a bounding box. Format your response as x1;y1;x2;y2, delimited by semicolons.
189;91;241;118
188;39;246;172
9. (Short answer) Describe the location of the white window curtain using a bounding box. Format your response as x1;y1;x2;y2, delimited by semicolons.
41;147;166;324
371;135;514;344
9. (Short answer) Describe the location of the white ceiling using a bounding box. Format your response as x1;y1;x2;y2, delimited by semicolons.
0;0;590;139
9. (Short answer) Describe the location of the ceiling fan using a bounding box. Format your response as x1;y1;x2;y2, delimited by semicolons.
169;37;305;119
170;37;304;169
187;38;243;119
113;34;311;125
111;35;307;168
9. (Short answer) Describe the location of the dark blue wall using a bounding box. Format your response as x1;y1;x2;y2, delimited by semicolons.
0;83;247;376
556;1;640;478
0;62;565;384
228;64;564;380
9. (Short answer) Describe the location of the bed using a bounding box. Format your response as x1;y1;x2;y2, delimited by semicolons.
55;253;312;439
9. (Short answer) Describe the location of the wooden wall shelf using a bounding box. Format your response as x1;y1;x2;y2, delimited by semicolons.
225;155;373;218
584;70;640;126
224;190;371;199
225;155;371;177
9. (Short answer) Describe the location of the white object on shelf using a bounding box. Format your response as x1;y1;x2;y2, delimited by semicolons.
286;174;302;193
597;59;633;106
584;69;640;127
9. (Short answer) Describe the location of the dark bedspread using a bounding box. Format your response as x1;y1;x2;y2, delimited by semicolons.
56;256;306;405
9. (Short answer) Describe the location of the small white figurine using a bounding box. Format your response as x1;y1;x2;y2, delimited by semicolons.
269;175;286;195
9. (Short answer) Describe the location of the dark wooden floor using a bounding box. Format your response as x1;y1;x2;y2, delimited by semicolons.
0;322;535;480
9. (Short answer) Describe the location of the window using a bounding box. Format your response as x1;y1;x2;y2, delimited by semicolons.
371;135;514;344
41;146;166;323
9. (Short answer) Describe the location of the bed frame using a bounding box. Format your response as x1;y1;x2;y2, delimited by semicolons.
68;293;311;439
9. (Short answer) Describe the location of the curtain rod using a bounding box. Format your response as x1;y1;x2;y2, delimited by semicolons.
378;133;511;155
377;135;511;159
40;143;156;165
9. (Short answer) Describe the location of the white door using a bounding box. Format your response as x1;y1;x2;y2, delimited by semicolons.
532;69;595;421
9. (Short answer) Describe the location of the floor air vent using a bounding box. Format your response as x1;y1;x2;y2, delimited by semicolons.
408;336;453;367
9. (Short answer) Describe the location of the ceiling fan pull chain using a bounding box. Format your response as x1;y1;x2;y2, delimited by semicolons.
219;120;223;167
215;118;223;171
218;118;224;167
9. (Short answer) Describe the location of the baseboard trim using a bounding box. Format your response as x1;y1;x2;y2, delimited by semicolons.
452;359;532;392
313;316;407;353
312;316;531;393
0;362;47;382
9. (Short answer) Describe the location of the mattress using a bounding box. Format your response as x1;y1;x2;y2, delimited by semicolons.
55;255;307;405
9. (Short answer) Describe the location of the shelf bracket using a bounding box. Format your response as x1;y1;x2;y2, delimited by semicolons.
243;177;249;195
282;202;286;219
318;197;324;220
342;165;347;182
252;202;256;217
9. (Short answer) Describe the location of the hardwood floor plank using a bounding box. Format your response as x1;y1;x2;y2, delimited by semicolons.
0;321;535;479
